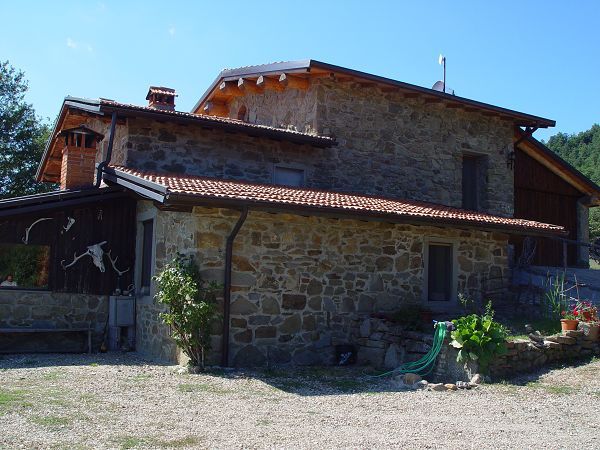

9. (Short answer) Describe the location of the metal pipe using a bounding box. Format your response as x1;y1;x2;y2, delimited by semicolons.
95;111;118;187
221;206;249;367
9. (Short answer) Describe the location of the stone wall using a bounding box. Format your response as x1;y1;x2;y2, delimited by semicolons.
229;78;515;216
0;290;108;352
137;203;509;366
351;317;600;382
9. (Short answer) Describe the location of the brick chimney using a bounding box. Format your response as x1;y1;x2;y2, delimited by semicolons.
146;86;177;111
58;125;104;190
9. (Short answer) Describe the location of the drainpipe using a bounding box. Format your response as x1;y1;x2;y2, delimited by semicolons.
95;111;118;188
221;206;249;367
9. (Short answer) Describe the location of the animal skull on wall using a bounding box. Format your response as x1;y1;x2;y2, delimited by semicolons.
61;241;130;276
61;241;108;272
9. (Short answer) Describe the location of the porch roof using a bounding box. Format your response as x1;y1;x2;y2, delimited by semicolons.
103;166;566;236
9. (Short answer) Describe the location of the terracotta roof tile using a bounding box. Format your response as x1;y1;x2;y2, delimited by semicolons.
110;166;565;235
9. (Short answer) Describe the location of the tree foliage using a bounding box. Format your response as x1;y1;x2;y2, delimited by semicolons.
153;254;221;369
544;124;600;239
0;60;54;199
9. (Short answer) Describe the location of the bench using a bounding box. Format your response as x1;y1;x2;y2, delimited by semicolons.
0;328;93;354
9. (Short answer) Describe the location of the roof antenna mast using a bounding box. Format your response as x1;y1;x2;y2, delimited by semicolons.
438;54;446;93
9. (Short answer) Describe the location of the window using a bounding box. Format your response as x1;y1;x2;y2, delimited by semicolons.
427;243;453;302
462;155;479;210
273;166;305;187
0;243;50;290
140;220;154;294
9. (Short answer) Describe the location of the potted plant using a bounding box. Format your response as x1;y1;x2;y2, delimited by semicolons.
560;305;579;332
575;301;599;341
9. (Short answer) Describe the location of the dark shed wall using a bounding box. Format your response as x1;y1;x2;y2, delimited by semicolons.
0;196;136;294
513;148;580;266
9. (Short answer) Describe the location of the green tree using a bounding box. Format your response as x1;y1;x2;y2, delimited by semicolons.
0;60;54;199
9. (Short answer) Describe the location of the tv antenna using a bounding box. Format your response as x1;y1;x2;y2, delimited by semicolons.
438;54;446;93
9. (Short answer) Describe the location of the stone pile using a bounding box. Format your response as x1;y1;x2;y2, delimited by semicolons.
351;317;434;368
390;372;482;392
489;329;600;379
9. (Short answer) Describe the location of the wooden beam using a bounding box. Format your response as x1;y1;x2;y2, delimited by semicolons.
219;81;243;97
203;100;229;117
237;77;263;94
278;73;309;90
256;75;284;92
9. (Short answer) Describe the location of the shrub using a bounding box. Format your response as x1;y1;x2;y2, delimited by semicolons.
153;254;221;370
450;302;508;372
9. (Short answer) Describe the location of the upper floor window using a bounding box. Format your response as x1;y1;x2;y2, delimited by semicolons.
462;154;486;211
273;166;305;187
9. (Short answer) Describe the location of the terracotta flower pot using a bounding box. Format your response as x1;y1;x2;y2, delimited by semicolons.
560;319;579;333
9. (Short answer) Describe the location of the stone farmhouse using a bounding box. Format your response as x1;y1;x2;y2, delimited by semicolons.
1;60;599;366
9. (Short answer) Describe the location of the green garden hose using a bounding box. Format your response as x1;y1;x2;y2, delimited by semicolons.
372;321;447;378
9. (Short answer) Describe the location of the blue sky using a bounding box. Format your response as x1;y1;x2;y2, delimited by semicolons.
1;0;598;141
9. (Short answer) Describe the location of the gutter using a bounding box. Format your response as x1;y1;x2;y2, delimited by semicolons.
221;206;249;367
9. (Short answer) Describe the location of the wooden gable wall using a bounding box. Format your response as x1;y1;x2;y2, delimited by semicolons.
513;148;581;266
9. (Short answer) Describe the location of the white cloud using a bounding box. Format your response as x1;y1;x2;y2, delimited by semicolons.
66;38;94;53
168;26;176;37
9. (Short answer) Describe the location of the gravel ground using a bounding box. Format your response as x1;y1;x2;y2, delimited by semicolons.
0;353;599;449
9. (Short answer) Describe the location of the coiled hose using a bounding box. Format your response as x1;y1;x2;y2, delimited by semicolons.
371;321;447;378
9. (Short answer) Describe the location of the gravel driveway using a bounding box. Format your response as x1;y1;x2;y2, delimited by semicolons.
0;353;599;449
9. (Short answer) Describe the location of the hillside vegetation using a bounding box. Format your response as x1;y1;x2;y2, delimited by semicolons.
544;124;600;240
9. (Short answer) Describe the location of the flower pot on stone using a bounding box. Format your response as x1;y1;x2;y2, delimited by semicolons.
560;319;579;333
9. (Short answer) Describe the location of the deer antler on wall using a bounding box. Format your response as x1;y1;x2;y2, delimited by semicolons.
22;217;53;244
61;241;108;272
107;250;130;276
61;217;75;234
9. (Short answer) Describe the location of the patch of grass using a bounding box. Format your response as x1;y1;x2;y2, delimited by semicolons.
503;317;562;338
43;370;63;380
30;415;72;427
118;436;148;449
177;383;233;395
0;388;27;409
261;367;288;378
128;374;152;382
273;379;307;391
256;418;273;426
88;362;99;367
325;379;365;392
526;381;574;395
157;436;201;448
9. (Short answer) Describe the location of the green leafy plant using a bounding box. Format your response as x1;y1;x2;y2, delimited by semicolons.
153;254;221;370
450;302;508;372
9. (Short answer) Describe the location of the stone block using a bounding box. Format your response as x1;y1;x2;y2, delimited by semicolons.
255;326;277;339
282;294;306;310
233;329;252;343
565;330;583;338
248;315;271;325
230;299;258;315
556;335;576;345
356;346;385;367
261;296;280;315
279;314;301;334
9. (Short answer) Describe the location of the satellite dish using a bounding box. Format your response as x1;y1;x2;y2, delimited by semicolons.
431;80;455;95
432;80;445;92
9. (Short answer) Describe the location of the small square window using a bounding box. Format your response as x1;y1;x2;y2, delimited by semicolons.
273;166;305;187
